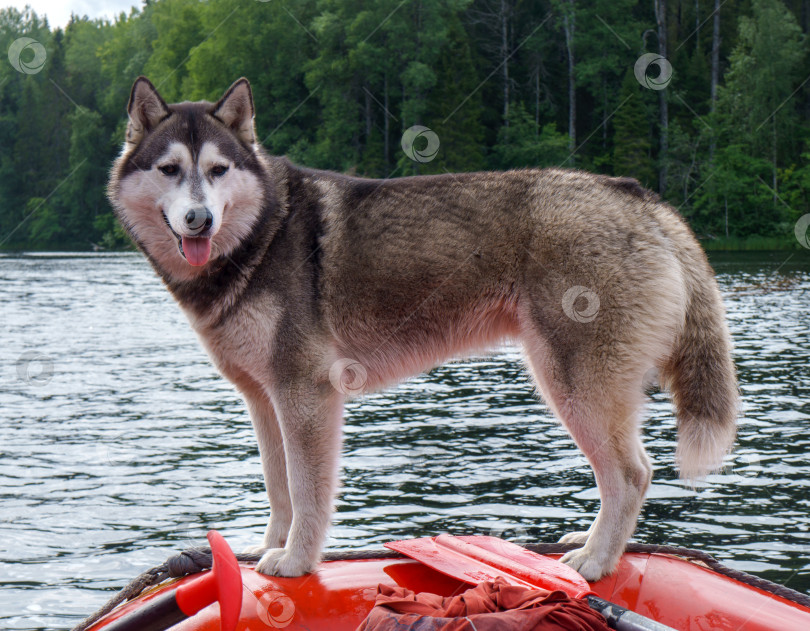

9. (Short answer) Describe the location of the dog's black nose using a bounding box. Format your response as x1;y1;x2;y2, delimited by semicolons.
185;207;213;233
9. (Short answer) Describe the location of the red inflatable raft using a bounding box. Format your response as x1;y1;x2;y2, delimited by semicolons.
78;535;810;631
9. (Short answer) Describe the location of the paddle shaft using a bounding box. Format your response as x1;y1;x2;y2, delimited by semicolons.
100;591;187;631
587;596;676;631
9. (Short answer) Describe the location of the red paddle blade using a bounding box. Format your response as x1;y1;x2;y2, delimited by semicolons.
386;534;593;599
174;531;243;631
208;530;243;631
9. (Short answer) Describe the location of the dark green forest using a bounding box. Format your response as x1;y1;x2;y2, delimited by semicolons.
0;0;809;251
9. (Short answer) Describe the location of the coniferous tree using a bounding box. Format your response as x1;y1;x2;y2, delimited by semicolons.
613;69;656;188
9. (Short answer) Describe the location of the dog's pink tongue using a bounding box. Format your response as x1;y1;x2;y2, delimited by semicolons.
182;236;212;266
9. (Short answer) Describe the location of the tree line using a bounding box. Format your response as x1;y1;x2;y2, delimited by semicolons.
0;0;808;251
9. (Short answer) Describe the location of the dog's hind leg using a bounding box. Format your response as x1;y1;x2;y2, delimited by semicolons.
523;337;652;581
240;387;293;552
557;432;652;547
558;420;652;582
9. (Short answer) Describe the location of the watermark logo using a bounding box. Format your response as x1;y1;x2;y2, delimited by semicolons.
16;351;54;386
8;37;47;74
634;53;672;90
256;590;296;628
642;366;660;391
487;523;531;555
177;520;208;551
329;358;368;395
794;214;810;248
401;125;440;163
92;433;138;466
561;286;600;323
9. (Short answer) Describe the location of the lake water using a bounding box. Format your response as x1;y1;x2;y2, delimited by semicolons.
1;251;809;630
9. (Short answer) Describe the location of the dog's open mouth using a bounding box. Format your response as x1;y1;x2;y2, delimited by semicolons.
163;212;212;267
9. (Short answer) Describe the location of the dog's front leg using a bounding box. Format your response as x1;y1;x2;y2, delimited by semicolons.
239;387;293;553
254;379;344;577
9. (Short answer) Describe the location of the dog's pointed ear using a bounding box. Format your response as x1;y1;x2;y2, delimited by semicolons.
211;78;256;145
126;77;170;145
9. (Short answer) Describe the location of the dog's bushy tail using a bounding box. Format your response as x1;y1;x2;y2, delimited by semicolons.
660;271;738;480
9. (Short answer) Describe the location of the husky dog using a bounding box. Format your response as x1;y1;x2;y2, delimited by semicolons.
108;77;737;580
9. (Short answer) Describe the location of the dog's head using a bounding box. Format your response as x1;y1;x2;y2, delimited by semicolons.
108;77;268;280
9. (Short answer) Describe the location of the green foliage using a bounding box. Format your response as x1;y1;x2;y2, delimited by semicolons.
698;0;808;240
716;0;805;161
664;120;708;211
612;69;656;188
26;197;60;244
693;144;777;238
93;211;132;250
1;0;809;251
58;106;110;244
414;14;486;173
780;153;810;220
490;103;569;169
142;0;204;102
701;234;799;250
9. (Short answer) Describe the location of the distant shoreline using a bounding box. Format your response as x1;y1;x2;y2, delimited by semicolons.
1;240;807;254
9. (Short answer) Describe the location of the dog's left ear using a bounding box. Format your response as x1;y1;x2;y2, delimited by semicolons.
211;78;256;145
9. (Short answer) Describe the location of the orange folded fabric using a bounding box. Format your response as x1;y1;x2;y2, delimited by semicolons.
356;577;610;630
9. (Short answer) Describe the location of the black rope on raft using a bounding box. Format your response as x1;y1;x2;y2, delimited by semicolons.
70;542;810;631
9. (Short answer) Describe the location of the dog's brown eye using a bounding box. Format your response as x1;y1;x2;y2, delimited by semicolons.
211;165;229;177
159;164;179;176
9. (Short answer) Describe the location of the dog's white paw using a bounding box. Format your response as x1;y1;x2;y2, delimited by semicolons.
242;543;269;556
558;531;590;545
255;547;316;577
560;546;615;582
